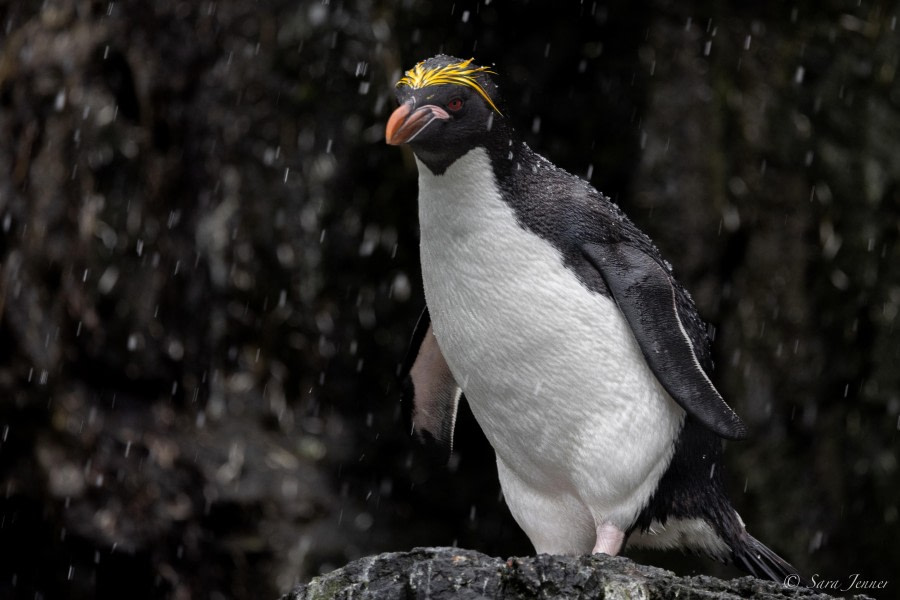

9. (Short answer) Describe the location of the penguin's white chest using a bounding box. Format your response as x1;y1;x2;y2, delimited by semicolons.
415;148;683;548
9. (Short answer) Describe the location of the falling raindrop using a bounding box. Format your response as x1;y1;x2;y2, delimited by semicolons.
808;530;824;552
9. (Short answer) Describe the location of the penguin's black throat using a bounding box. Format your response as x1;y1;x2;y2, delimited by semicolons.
409;116;513;176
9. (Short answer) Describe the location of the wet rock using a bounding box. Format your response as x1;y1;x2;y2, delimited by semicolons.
282;547;866;600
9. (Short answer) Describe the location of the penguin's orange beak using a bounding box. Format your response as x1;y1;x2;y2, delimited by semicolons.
385;102;450;145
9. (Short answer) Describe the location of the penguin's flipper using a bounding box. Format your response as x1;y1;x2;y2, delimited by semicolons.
399;307;462;463
582;242;748;440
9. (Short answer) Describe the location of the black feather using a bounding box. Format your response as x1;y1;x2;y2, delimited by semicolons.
732;531;811;587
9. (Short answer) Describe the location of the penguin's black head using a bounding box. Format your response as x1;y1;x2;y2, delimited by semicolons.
386;55;506;173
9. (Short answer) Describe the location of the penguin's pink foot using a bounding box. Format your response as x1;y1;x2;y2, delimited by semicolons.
592;522;625;556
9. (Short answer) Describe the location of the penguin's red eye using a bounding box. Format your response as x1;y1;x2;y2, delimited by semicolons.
446;98;464;112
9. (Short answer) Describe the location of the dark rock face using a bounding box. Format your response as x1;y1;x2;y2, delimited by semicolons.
282;547;864;600
2;1;898;598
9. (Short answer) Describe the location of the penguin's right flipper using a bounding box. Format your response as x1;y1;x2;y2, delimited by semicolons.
399;306;462;464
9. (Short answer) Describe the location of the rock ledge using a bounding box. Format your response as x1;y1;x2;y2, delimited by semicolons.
282;547;861;599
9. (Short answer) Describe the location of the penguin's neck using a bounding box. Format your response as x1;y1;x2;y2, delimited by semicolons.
413;131;555;250
415;146;507;240
484;128;530;187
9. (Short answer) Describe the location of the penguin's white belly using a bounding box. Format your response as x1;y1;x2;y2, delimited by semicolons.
416;148;684;553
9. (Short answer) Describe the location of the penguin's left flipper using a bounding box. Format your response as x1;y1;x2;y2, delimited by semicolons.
398;306;462;464
582;242;748;440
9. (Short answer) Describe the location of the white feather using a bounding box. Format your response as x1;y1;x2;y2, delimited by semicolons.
416;148;684;554
628;517;732;558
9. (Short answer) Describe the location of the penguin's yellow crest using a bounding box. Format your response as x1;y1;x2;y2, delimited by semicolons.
396;58;502;115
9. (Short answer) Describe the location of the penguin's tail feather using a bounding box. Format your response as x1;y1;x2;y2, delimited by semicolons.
731;531;811;587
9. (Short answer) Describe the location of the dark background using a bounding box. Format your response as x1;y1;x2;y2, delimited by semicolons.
1;0;898;598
